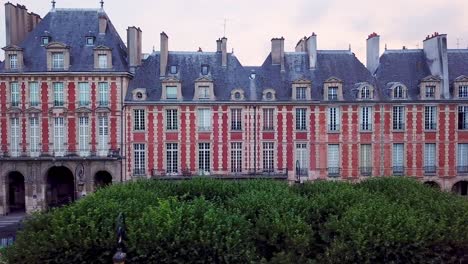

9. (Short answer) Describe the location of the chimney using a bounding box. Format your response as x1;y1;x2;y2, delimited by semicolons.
127;26;143;72
216;38;222;52
221;37;227;67
99;14;107;34
295;36;308;52
160;32;169;77
366;32;380;75
307;33;317;69
271;37;285;71
5;3;41;46
423;32;449;98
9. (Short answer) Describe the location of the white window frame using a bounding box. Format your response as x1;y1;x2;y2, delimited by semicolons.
360;144;372;175
53;82;64;107
295;143;308;175
424;106;437;130
30;117;40;157
166;109;178;130
10;118;20;157
392;143;404;174
9;54;18;69
424;143;436;173
231;142;242;173
458;106;468;130
78;82;90;106
198;86;210;100
327;107;340;132
54;117;65;156
29;82;39;106
262;142;275;173
98;115;109;156
98;54;108;69
459;85;468;98
134;109;145;131
327;144;340;176
360;86;371;99
392;106;405;130
263;108;274;131
52;52;64;69
78;116;89;156
296;87;307;100
328;87;338;101
166;143;178;174
198;143;211;174
360;106;372;131
10;82;19;107
425;85;435;98
296;108;307;131
134;144;146;176
393;86;405;99
231;108;242;131
98;82;109;106
166;86;178;100
197;108;212;131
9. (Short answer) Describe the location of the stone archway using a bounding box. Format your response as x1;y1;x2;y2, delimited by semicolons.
46;166;75;208
7;171;25;213
94;171;112;189
452;181;468;196
424;181;440;190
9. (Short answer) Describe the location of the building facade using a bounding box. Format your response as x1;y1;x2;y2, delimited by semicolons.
1;3;468;214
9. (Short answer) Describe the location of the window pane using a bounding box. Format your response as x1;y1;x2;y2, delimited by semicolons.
198;108;211;131
29;82;39;106
98;82;109;106
166;86;177;99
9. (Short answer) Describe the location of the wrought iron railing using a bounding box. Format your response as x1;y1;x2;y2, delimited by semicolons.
424;166;437;175
360;167;373;176
327;167;341;177
393;166;405;176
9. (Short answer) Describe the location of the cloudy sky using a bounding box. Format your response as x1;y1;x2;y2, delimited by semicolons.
1;0;467;65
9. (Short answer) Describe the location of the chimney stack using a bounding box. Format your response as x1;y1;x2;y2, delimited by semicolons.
160;32;169;76
366;32;380;75
295;36;308;52
5;3;41;46
127;27;143;72
99;14;107;34
307;33;317;69
271;37;285;71
221;37;228;67
216;38;222;52
423;32;449;98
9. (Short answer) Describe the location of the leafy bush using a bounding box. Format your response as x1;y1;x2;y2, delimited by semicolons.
5;178;468;263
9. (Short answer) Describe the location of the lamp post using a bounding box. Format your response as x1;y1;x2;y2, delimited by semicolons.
113;213;127;264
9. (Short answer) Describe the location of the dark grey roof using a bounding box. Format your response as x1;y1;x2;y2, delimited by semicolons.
448;50;468;82
1;9;128;73
128;52;250;101
128;50;375;102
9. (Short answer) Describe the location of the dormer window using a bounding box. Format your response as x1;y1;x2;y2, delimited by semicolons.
136;92;143;99
201;65;209;75
266;92;273;100
292;78;311;100
393;86;405;99
93;46;112;69
357;83;374;100
262;89;276;101
361;86;370;99
162;77;182;100
296;87;307;100
9;54;18;69
328;87;338;101
231;89;245;101
41;37;50;45
459;85;468;98
198;86;210;99
170;65;178;74
132;88;147;101
166;86;178;99
250;72;256;79
323;77;343;101
234;92;242;100
52;52;64;69
419;76;441;99
98;54;108;68
86;37;95;45
425;86;435;98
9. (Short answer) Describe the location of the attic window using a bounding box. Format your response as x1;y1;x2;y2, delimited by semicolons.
393;86;406;99
361;86;371;99
41;37;50;45
170;65;178;74
136;92;143;99
250;72;256;79
201;65;209;75
266;92;273;100
234;92;242;100
86;37;95;45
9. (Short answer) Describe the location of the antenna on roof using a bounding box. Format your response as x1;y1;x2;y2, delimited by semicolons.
223;18;227;37
348;44;351;51
51;0;56;10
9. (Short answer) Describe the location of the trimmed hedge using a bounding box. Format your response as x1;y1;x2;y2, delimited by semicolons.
5;178;468;263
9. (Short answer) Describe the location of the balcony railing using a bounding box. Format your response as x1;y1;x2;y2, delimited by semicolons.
0;148;120;159
424;166;437;175
151;168;288;178
457;166;468;173
360;167;372;176
360;123;373;131
54;100;64;107
393;166;405;176
328;124;340;132
327;167;341;177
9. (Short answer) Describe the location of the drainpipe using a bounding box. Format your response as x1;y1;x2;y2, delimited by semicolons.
253;105;257;175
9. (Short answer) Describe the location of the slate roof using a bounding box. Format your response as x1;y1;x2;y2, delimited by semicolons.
375;49;468;100
128;50;376;102
0;9;128;73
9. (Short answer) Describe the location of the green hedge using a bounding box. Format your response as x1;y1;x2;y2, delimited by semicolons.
5;178;468;263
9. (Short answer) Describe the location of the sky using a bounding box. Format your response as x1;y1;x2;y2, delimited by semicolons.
1;0;468;66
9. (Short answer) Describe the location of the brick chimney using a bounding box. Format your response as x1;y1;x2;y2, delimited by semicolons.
295;36;308;52
216;38;222;52
271;37;285;71
307;33;317;69
221;37;227;67
127;26;142;72
366;32;380;74
99;14;107;34
5;3;42;46
423;32;449;98
160;32;169;76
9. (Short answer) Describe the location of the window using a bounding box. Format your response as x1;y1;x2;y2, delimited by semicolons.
265;92;273;100
9;54;18;70
457;144;468;173
458;106;468;130
166;109;178;130
328;87;338;101
424;106;437;130
296;108;307;131
78;116;89;156
78;83;90;106
360;106;372;131
198;86;210;99
425;86;435;98
170;65;178;74
98;82;109;106
166;143;178;173
53;117;65;156
393;86;405;99
231;142;242;173
134;144;145;176
136;92;143;99
459;86;468;98
360;144;372;176
86;37;94;45
328;107;340;131
134;109;145;131
53;82;64;107
262;142;274;173
424;143;436;174
30;117;39;157
41;37;49;45
361;86;371;99
231;109;242;130
10;82;19;107
52;52;64;69
296;87;307;100
10;118;20;157
263;108;274;130
166;86;177;100
29;82;39;106
392;106;405;130
201;65;209;75
98;54;108;69
295;143;308;175
198;143;211;174
393;143;404;175
234;92;242;100
98;116;108;156
197;108;211;131
328;144;340;177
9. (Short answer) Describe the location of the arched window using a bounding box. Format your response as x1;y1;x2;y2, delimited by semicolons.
361;86;371;99
393;86;405;99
